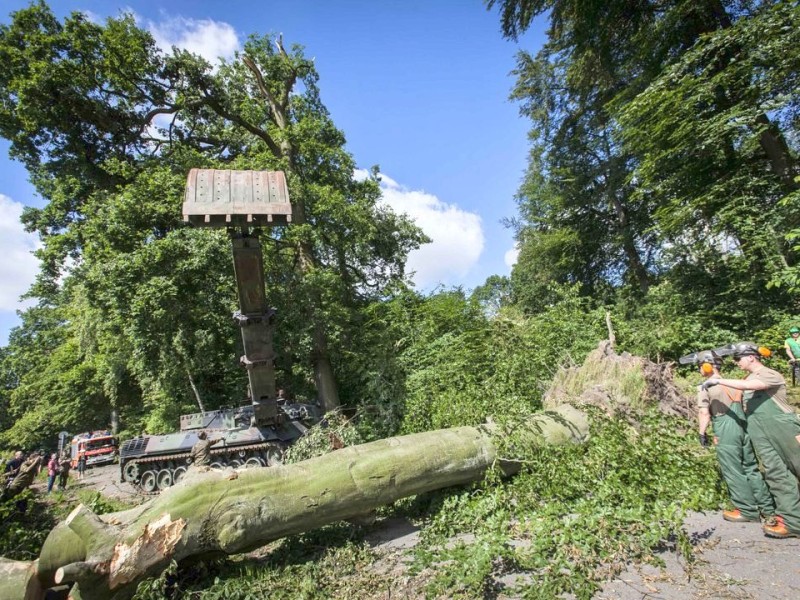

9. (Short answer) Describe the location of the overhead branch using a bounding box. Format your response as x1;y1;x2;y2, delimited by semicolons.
241;55;286;130
201;92;283;158
139;106;179;134
274;35;298;115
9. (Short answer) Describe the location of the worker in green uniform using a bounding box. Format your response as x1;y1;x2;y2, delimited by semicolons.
785;326;800;387
703;342;800;538
695;350;775;523
188;431;225;470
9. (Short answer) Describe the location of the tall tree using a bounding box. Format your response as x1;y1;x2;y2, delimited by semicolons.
488;0;799;321
0;2;424;445
616;1;800;301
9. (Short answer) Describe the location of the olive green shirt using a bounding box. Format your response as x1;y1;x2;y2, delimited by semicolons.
189;438;213;466
697;384;742;417
744;366;793;415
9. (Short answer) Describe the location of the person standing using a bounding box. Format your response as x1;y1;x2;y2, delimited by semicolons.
704;342;800;538
76;451;87;480
57;451;71;490
46;453;59;493
785;326;800;387
3;451;24;485
695;351;775;523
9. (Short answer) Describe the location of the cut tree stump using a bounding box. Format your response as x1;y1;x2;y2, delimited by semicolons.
0;404;588;600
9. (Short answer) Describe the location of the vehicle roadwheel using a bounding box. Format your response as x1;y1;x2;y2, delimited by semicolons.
173;466;187;484
265;447;283;467
140;470;158;493
209;461;225;471
229;459;244;469
244;457;265;468
156;469;173;490
122;461;140;483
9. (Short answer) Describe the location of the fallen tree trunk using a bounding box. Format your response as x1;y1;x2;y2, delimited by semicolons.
3;404;588;600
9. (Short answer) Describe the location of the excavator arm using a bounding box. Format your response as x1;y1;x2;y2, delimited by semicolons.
182;169;292;426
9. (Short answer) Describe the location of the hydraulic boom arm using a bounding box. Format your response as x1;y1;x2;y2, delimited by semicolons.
183;169;292;426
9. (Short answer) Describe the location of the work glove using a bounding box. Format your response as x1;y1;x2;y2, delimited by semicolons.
701;378;720;390
699;434;710;447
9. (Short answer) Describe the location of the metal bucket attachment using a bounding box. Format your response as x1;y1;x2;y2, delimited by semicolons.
183;169;292;227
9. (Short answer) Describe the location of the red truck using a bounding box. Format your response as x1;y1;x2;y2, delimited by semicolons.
70;431;118;468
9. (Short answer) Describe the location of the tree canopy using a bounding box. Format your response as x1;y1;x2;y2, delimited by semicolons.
490;0;799;325
0;0;798;461
0;1;425;445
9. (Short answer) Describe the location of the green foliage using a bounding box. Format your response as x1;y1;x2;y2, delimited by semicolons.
283;411;364;463
413;409;724;599
495;0;799;336
617;1;800;303
0;490;57;560
613;281;739;362
399;286;606;433
0;3;424;448
132;525;388;600
75;490;136;515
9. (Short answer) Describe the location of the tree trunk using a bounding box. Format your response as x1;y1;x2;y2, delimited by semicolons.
186;369;206;413
755;114;799;194
241;49;342;413
1;405;588;600
109;406;119;436
311;322;340;412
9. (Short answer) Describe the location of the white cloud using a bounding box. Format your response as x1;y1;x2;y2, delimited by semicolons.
147;16;240;63
0;195;40;311
504;244;519;268
373;173;484;289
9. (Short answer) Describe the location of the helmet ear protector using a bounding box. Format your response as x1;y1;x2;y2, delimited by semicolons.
728;342;770;360
700;363;715;375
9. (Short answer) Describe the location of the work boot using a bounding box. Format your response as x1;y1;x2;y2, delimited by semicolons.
762;515;800;539
722;508;759;523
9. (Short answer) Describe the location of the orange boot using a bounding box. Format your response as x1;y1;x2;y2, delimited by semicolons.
762;515;800;539
722;508;759;523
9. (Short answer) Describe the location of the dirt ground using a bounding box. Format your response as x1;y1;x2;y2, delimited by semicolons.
61;463;800;599
61;461;142;503
597;512;800;600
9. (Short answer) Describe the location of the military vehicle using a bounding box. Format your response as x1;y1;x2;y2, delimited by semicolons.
119;169;318;493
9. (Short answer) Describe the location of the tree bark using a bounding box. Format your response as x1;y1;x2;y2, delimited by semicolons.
0;405;588;600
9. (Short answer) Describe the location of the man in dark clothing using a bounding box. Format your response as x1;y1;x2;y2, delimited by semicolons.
4;451;24;476
3;451;24;488
2;453;42;501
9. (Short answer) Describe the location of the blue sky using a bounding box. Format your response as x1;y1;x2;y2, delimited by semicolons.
0;0;547;345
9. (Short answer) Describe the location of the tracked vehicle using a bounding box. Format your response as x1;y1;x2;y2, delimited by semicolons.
120;169;318;493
